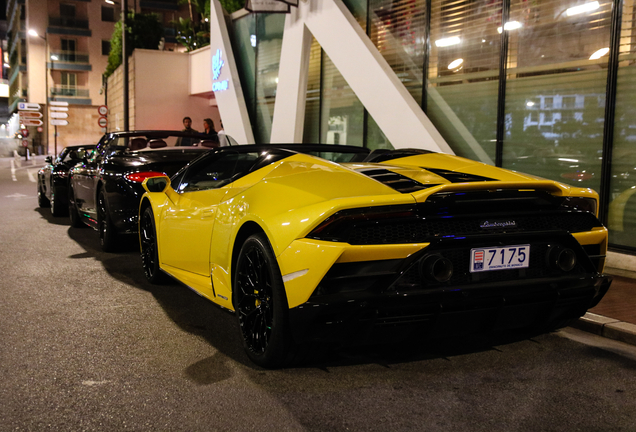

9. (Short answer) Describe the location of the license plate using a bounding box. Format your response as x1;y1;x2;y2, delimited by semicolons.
470;245;530;273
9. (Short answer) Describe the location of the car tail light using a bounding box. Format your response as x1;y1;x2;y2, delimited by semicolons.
560;196;597;216
125;171;166;183
308;205;416;241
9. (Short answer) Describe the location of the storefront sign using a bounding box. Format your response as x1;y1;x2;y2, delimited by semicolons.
212;49;229;92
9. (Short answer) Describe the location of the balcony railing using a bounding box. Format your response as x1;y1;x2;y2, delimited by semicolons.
50;51;90;64
49;17;89;29
50;86;89;97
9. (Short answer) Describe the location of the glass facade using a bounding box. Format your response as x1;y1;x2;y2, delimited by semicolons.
230;0;636;252
255;14;286;143
608;0;636;247
231;13;285;144
427;0;501;163
503;0;612;196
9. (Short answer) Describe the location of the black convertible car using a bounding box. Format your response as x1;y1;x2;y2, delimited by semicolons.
38;144;96;216
68;130;224;251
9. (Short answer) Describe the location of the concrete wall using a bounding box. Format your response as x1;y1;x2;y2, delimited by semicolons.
190;46;212;95
107;49;219;133
25;0;48;106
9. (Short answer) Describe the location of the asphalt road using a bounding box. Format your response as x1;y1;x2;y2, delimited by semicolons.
1;157;636;431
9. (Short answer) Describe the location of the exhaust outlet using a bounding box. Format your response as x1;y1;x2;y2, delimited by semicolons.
548;246;577;272
421;254;454;283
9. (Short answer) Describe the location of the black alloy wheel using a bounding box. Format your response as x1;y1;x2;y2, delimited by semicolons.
68;185;84;228
140;206;167;284
50;186;67;217
97;189;118;252
234;233;294;368
37;182;50;208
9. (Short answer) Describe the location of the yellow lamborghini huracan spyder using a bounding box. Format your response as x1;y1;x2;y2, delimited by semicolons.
138;144;611;367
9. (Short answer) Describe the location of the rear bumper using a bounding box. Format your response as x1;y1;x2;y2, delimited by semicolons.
288;273;611;345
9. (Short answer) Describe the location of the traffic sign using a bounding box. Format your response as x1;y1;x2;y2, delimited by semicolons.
20;129;28;137
18;102;41;111
19;111;43;119
50;101;69;107
22;119;42;127
98;117;108;127
98;105;108;116
37;127;43;133
50;112;68;119
22;140;28;147
50;106;68;112
50;119;68;126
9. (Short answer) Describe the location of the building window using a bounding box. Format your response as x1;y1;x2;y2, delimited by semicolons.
503;0;611;197
608;1;636;249
102;40;111;56
61;39;76;62
427;0;501;163
102;6;115;22
61;39;76;53
60;3;76;18
61;72;77;88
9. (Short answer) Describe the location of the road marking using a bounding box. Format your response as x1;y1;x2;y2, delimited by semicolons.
82;380;110;386
10;159;16;181
27;169;38;183
6;193;29;199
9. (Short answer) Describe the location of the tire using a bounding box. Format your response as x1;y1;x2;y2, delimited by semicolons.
68;185;84;228
37;182;50;208
50;186;67;217
140;206;168;284
234;233;296;368
97;189;118;252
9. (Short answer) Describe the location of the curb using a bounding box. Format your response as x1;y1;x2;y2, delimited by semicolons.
571;313;636;346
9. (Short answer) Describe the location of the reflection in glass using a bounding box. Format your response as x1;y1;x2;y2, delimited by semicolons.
255;14;285;143
503;0;611;197
426;0;501;163
303;38;322;144
369;0;427;105
231;15;256;127
321;51;365;146
608;1;636;248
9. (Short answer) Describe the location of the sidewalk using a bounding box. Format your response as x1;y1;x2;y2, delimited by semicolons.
571;269;636;346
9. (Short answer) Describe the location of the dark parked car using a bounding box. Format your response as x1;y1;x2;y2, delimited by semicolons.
68;130;223;251
38;144;96;216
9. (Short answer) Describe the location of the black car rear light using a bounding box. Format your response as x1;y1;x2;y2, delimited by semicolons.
560;196;597;216
124;171;166;183
308;205;417;241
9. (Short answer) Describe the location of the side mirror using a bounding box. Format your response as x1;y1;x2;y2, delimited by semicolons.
45;156;53;164
142;175;171;193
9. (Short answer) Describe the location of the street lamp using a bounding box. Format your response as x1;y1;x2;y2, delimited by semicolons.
104;0;129;130
27;29;50;155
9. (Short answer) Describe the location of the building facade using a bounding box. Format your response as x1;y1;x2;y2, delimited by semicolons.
7;0;121;152
207;0;636;253
6;0;192;154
